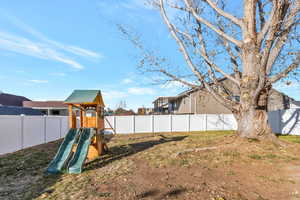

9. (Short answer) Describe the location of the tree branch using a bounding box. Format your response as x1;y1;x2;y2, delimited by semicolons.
204;0;244;28
159;0;236;110
195;22;240;85
215;16;241;81
159;69;199;88
221;38;241;80
159;0;203;81
257;3;277;43
266;1;300;74
176;28;195;46
269;52;300;83
257;0;266;31
183;0;243;48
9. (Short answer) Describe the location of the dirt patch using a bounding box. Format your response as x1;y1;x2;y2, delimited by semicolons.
284;165;300;199
1;131;300;200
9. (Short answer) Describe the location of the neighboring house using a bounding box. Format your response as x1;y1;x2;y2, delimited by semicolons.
153;78;294;114
290;101;300;109
0;92;30;106
153;97;178;114
137;107;154;115
23;101;68;116
0;106;42;115
114;108;136;116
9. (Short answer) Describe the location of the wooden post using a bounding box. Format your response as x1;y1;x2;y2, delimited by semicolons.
95;105;99;130
82;109;86;127
95;105;103;156
100;107;104;130
96;134;104;156
68;105;75;128
80;109;83;128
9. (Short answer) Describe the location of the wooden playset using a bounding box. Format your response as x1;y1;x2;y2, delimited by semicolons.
46;90;115;174
65;90;107;161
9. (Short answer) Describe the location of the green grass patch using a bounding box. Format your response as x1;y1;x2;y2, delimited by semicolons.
279;135;300;144
249;154;262;160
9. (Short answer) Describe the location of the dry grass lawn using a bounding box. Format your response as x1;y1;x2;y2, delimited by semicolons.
1;131;300;200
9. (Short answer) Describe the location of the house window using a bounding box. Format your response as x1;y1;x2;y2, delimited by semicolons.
173;101;177;109
41;110;47;115
52;110;60;115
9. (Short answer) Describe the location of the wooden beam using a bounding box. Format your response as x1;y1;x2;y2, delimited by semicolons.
96;134;104;156
80;110;83;127
82;110;86;127
95;105;100;130
68;105;75;128
73;104;85;111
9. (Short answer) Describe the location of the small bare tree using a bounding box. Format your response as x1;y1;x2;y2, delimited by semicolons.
121;0;300;141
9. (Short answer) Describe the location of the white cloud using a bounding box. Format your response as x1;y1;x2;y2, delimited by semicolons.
28;79;48;83
102;90;128;100
122;78;134;84
7;14;103;59
66;45;102;59
128;87;156;95
0;14;103;69
0;31;84;70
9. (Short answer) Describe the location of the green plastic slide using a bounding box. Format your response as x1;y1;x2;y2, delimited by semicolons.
68;128;94;174
46;128;81;174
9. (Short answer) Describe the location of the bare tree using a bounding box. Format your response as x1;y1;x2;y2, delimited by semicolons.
120;0;300;141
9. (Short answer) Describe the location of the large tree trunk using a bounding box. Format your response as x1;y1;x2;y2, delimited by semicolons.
234;0;276;141
234;83;276;141
235;107;274;140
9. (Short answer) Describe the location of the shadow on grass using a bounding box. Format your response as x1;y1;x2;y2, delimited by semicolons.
85;135;187;171
0;140;63;200
135;187;187;199
0;135;186;199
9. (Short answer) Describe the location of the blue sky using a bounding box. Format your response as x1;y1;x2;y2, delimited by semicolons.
0;0;299;111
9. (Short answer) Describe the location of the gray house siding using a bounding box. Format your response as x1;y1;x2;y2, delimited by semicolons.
175;90;232;114
171;79;292;114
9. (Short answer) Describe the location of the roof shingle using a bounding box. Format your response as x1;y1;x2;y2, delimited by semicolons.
23;101;66;108
65;90;101;103
0;93;30;107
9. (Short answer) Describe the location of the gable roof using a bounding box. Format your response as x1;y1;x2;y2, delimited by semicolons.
157;76;294;102
65;90;104;106
152;96;178;104
0;93;30;107
23;101;67;108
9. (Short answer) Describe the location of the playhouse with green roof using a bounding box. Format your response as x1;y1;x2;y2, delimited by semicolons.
46;90;114;174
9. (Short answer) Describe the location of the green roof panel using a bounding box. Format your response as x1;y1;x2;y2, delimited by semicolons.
65;90;101;103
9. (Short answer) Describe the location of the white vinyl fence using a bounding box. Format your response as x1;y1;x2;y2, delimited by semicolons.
0;108;300;155
0;115;69;155
269;109;300;135
104;114;237;134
